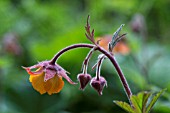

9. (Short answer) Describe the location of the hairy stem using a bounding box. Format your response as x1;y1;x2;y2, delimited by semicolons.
96;55;105;80
82;47;96;74
50;43;132;101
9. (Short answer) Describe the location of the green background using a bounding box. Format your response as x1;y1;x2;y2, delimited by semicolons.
0;0;170;113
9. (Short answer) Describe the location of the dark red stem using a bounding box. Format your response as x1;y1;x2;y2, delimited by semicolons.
50;43;132;101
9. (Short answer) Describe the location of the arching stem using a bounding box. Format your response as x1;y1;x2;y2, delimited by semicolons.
50;43;132;103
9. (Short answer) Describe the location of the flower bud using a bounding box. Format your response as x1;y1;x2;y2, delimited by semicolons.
77;73;92;90
90;76;107;95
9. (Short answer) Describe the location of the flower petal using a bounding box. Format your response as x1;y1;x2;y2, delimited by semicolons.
46;76;64;95
30;73;64;95
29;73;46;94
58;70;77;84
22;66;43;75
55;64;77;84
44;68;56;82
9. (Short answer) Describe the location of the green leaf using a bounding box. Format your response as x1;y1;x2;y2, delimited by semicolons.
114;101;134;113
146;88;167;113
111;24;125;43
142;92;152;113
109;24;125;52
137;92;143;108
130;95;142;113
114;89;166;113
131;91;152;113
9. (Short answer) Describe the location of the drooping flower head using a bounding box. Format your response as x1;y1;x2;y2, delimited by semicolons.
22;61;76;95
77;73;91;90
90;76;107;95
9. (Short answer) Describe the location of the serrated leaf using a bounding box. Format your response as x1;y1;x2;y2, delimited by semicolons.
114;89;166;113
130;91;152;113
142;92;152;113
114;101;134;113
146;88;167;113
111;24;125;43
135;92;143;109
109;24;125;52
130;95;142;113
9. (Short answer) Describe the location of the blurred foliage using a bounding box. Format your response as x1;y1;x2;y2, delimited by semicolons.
0;0;170;113
114;88;167;113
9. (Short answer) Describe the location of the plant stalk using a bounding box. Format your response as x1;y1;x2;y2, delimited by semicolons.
50;43;132;102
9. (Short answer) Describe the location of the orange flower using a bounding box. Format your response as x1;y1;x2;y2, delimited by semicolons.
23;61;76;95
97;35;130;55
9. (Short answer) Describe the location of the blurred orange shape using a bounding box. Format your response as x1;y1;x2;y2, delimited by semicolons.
29;71;64;95
96;35;130;55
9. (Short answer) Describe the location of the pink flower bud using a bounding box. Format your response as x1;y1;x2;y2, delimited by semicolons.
77;73;92;90
90;76;107;95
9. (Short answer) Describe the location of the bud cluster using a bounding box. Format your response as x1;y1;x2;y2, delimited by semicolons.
77;48;107;95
